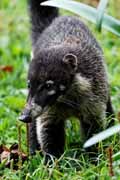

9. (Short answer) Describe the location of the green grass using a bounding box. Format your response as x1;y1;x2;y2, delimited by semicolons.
0;0;120;179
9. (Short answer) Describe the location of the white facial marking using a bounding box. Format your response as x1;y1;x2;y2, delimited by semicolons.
46;80;54;84
59;85;66;91
47;90;56;95
31;103;42;118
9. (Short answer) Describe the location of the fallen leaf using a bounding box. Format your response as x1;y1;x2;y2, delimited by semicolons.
0;143;27;170
0;65;13;72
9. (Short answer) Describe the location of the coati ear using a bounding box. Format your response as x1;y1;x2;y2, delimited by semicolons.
63;53;78;72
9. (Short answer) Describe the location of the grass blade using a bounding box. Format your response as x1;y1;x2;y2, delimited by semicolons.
112;151;120;161
84;124;120;148
96;0;108;32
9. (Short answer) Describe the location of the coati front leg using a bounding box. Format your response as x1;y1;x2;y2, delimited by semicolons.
29;120;40;155
36;113;65;163
79;103;106;143
77;102;108;160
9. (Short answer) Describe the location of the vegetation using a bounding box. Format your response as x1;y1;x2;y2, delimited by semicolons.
0;0;120;179
42;0;120;36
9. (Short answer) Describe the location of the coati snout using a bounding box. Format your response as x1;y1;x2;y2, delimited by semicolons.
19;52;78;123
19;99;42;123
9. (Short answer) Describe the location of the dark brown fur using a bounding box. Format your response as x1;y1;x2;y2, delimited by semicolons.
19;0;114;161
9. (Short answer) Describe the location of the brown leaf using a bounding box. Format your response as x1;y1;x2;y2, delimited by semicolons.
0;65;13;72
0;144;10;154
0;143;27;169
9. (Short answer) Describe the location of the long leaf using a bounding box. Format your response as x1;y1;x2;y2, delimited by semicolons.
41;0;120;36
83;124;120;148
112;151;120;161
96;0;108;32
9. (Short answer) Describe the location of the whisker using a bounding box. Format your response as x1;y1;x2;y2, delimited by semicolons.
58;98;80;110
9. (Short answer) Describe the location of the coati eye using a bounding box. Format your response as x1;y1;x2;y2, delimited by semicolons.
45;80;54;89
46;83;51;89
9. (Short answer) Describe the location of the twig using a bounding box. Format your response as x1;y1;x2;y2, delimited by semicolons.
18;123;22;168
107;146;114;177
118;111;120;123
26;123;30;156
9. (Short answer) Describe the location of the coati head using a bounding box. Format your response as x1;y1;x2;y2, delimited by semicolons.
19;47;78;122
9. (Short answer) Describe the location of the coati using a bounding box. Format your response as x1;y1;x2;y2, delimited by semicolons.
19;0;114;160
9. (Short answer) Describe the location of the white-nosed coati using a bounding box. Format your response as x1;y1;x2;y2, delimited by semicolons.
19;0;114;161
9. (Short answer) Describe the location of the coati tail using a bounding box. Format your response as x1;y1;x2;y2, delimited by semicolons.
28;0;58;45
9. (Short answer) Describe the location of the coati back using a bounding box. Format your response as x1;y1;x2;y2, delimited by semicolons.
20;0;114;160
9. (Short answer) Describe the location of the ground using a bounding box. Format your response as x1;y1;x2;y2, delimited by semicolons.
0;0;120;179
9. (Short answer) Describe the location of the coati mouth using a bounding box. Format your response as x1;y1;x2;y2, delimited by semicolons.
19;103;42;123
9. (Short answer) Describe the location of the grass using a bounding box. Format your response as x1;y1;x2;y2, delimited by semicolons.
0;0;120;179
